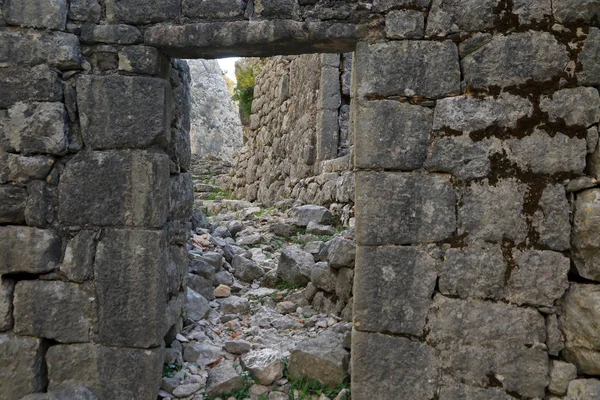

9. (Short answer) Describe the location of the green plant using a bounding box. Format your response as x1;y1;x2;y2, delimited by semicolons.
274;279;304;291
232;62;264;116
284;368;351;400
162;363;181;378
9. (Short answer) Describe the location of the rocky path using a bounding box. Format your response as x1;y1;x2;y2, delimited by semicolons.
159;203;355;400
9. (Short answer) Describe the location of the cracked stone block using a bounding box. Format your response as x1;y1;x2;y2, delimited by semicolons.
507;250;570;307
356;172;456;245
355;100;432;170
0;31;81;69
458;179;528;243
47;343;163;400
77;75;169;150
540;87;600;127
3;0;67;30
560;283;600;375
0;65;63;108
463;31;569;88
352;330;438;400
58;150;169;227
385;10;424;39
354;246;438;336
572;190;600;281
355;40;460;98
439;243;506;300
95;229;168;348
0;333;46;399
553;0;600;24
531;184;571;251
427;295;548;398
105;0;180;24
13;280;94;343
426;0;500;36
0;226;61;275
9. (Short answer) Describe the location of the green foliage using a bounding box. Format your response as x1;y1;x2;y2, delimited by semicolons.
284;368;351;400
232;62;264;116
274;279;304;291
204;189;236;201
162;363;181;378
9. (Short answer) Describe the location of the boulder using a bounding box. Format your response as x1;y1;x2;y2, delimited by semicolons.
232;255;265;283
241;348;284;385
326;237;356;268
206;359;245;396
311;262;337;293
568;379;600;400
185;288;211;321
289;205;332;227
218;296;250;315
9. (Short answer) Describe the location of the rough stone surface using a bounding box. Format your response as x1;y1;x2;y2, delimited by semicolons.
0;65;63;108
185;288;211;321
20;387;99;400
0;333;45;400
0;31;81;69
568;379;600;400
425;135;494;180
439;384;518;400
68;0;102;22
289;205;332;227
326;237;356;268
0;185;27;223
3;0;67;30
0;278;14;331
426;0;500;36
554;1;600;24
0;226;61;275
277;246;315;286
61;230;96;283
354;246;437;336
105;0;180;24
573;190;600;281
579;28;600;87
540;87;600;127
356;172;456;245
80;24;142;44
549;360;578;395
232;255;264;283
531;184;571;251
206;359;245;396
241;348;284;385
385;10;424;39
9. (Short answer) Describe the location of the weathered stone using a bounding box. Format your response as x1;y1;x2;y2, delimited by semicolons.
289;205;332;227
513;0;552;24
578;28;600;88
22;180;48;226
326;237;356;268
0;31;81;69
58;150;169;227
0;226;61;275
589;126;599;153
0;65;63;108
5;154;55;183
440;243;506;300
241;348;284;385
355;172;456;245
352;330;438;400
95;229;167;348
572;190;600;281
0;333;45;400
561;283;600;375
335;267;353;302
184;288;210;323
3;102;68;155
77;75;168;150
14;280;94;343
530;183;571;250
224;339;252;354
215;270;234;287
306;221;335;236
540;87;600;127
47;343;163;399
206;359;245;396
432;137;495;181
354;100;432;170
61;230;96;283
105;0;180;24
182;0;245;18
427;0;500;36
463;31;569;88
255;0;297;17
372;0;430;11
568;379;600;400
439;383;518;400
80;24;142;44
553;0;600;24
311;262;337;293
20;387;99;400
433;93;533;133
458;179;528;243
547;313;565;356
68;0;101;22
288;331;349;387
0;185;27;223
427;295;548;398
188;273;215;300
507;250;569;307
213;284;231;298
0;278;14;331
385;10;424;39
232;255;265;283
119;45;169;76
277;246;315;286
354;246;437;336
183;342;221;364
459;32;493;57
355;40;460;98
172;383;202;398
549;360;578;395
3;0;67;30
218;295;249;315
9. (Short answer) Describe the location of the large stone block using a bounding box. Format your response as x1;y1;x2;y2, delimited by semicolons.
572;190;600;281
68;0;102;22
385;10;424;39
439;243;506;300
0;333;46;399
426;0;500;36
77;75;169;150
58;150;169;227
561;284;600;375
355;40;460;98
47;343;163;400
0;31;81;69
182;0;245;18
13;281;94;343
425;135;495;180
0;65;62;108
531;184;570;251
118;45;169;76
507;250;569;307
105;0;180;24
579;28;600;87
0;278;14;331
2;102;68;155
4;154;55;184
352;330;438;400
354;246;438;336
355;172;456;245
458;179;528;243
540;87;600;128
427;295;548;398
354;100;432;170
0;185;27;223
463;31;569;88
95;229;168;348
169;172;194;220
3;0;67;30
80;24;142;45
553;0;600;24
0;226;61;275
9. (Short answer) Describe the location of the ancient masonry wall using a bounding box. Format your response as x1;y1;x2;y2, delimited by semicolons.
228;53;354;222
1;0;600;399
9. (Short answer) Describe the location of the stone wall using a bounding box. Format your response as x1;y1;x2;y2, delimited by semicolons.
1;0;600;399
228;54;354;222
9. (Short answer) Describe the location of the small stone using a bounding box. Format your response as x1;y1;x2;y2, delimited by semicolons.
183;342;221;365
549;360;577;395
277;246;315;286
385;10;424;39
218;296;250;315
214;284;231;298
579;28;600;87
232;255;264;283
311;262;337;293
185;288;211;321
289;205;332;227
275;301;297;315
568;379;600;400
206;359;245;396
306;221;335;236
241;348;284;385
224;340;252;354
173;382;202;398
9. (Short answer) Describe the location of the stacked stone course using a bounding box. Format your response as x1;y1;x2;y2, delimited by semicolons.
0;0;600;398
